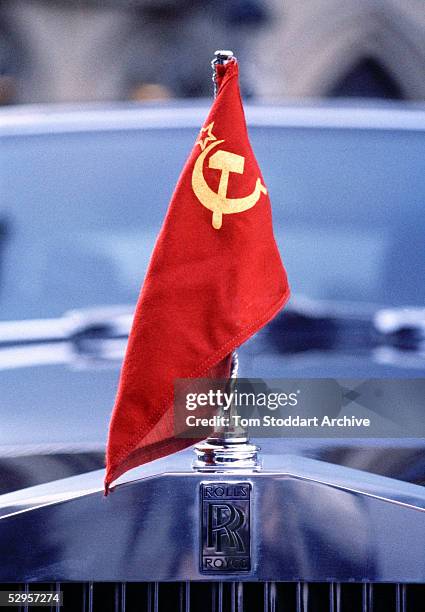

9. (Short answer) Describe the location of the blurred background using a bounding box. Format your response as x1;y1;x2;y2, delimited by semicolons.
0;0;424;493
0;0;424;105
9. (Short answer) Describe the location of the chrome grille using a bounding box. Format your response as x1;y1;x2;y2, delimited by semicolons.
2;582;424;612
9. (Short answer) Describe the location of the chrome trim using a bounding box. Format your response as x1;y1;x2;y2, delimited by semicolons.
193;439;261;472
8;581;423;612
374;307;425;337
0;444;424;582
0;103;425;137
0;305;133;346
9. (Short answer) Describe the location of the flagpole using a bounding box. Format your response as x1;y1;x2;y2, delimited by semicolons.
193;51;261;472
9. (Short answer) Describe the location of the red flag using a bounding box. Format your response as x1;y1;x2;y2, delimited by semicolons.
105;59;290;491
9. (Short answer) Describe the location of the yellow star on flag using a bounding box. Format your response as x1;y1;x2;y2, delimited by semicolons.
196;122;217;151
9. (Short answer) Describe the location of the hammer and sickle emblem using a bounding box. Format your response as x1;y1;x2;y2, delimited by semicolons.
192;138;267;229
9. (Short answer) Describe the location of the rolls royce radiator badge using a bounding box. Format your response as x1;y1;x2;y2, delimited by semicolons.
200;482;251;573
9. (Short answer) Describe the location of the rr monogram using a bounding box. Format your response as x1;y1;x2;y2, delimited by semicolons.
200;482;251;573
207;503;245;553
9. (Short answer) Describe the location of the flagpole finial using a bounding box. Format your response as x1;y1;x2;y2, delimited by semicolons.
213;50;235;63
211;50;236;98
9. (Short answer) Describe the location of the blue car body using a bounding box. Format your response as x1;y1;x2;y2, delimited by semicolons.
0;101;424;490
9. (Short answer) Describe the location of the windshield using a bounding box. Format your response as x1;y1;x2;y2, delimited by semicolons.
0;122;424;320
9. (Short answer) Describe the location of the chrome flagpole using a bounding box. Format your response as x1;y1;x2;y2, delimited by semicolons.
193;50;260;471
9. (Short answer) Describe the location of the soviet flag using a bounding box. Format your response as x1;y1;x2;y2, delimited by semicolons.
105;58;290;492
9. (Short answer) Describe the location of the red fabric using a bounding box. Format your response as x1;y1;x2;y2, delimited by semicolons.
105;59;290;492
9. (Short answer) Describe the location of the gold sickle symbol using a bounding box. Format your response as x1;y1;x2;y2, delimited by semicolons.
192;139;267;229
